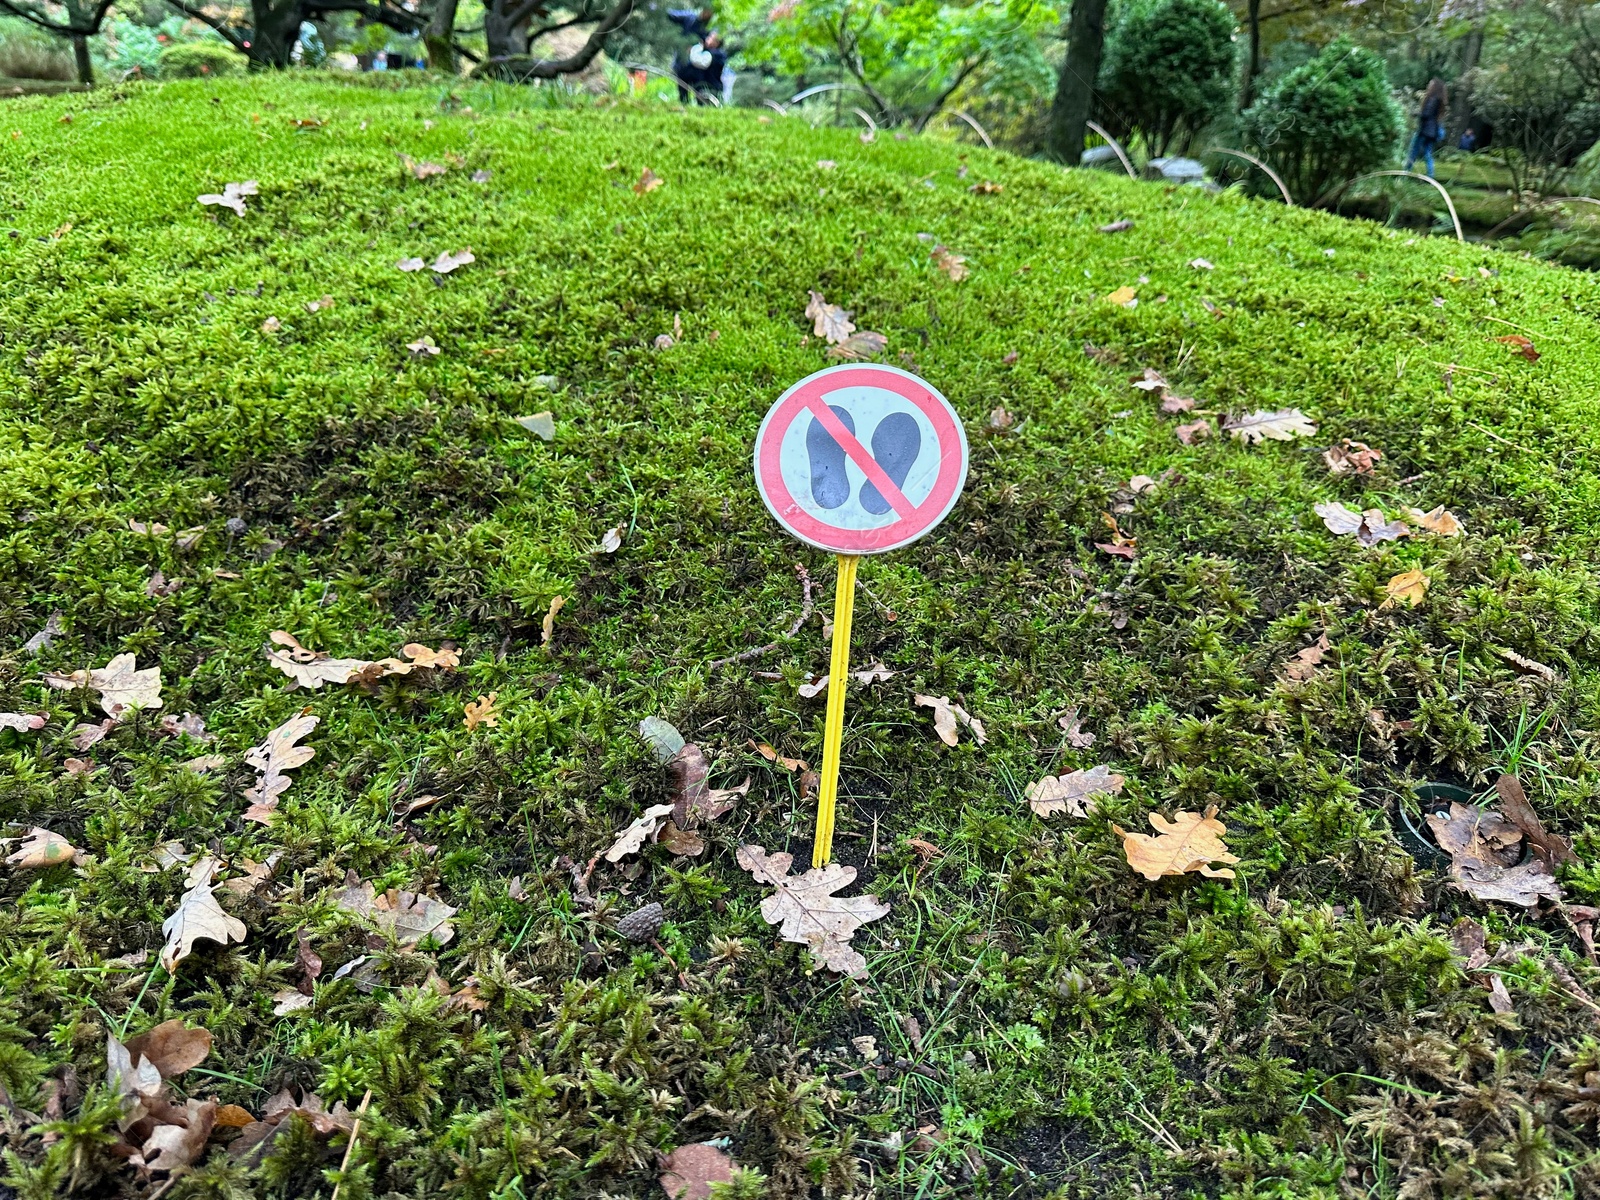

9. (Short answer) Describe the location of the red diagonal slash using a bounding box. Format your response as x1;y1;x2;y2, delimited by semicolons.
801;398;917;520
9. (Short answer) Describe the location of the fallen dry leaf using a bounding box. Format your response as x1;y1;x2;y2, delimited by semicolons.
930;244;969;281
397;257;426;272
906;837;943;863
123;1020;212;1079
130;1097;217;1173
659;1142;737;1200
1114;807;1239;880
463;692;500;731
1189;257;1214;270
1105;285;1137;308
1323;439;1382;475
407;335;441;356
399;153;447;180
854;661;897;685
305;294;334;313
272;990;313;1015
736;844;890;976
600;524;625;554
1027;763;1124;818
805;291;855;344
1099;219;1133;233
1130;368;1167;392
161;857;248;969
242;711;317;824
1495;334;1539;361
197;180;258;216
988;405;1014;429
1083;342;1122;364
1381;569;1430;609
542;595;565;648
1427;802;1522;867
263;631;375;689
827;330;888;360
1453;856;1563;907
914;694;986;746
516;411;556;440
1314;501;1410;546
0;712;45;732
44;652;163;718
260;316;282;334
230;1089;355;1163
816;158;836;170
1161;393;1195;413
798;675;829;699
634;167;664;194
22;611;63;654
1222;408;1317;443
4;826;79;868
1058;707;1095;748
969;180;1002;194
1494;774;1577;868
1175;419;1210;444
1404;505;1465;536
605;803;676;863
334;872;458;945
1284;632;1331;682
1497;646;1556;681
749;740;808;772
432;248;475;274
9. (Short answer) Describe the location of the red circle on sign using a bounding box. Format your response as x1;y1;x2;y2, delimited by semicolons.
753;364;969;555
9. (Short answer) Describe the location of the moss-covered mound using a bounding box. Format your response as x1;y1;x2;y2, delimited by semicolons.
3;74;1600;1200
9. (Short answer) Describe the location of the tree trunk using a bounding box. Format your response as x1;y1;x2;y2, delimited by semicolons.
1450;25;1483;143
425;0;460;72
484;0;531;67
1047;0;1111;164
249;0;306;66
72;32;93;84
1241;0;1260;109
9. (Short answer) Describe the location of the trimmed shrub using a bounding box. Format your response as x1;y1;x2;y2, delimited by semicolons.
159;40;248;77
1239;37;1402;203
1095;0;1237;156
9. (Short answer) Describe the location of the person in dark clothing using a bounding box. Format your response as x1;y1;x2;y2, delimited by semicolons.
673;26;727;104
1403;78;1448;177
667;7;712;37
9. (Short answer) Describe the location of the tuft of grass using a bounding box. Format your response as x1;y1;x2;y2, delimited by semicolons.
3;73;1600;1198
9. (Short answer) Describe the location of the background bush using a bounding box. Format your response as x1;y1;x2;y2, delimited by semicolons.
159;38;248;76
1095;0;1237;156
1240;37;1401;203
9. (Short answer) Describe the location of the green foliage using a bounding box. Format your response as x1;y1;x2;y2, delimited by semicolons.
0;16;76;81
159;40;249;77
1;74;1599;1200
1239;38;1402;204
1096;0;1238;155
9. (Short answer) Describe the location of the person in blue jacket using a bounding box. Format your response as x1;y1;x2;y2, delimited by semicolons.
1403;78;1448;177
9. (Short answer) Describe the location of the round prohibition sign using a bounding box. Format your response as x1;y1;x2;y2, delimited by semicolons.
753;364;969;555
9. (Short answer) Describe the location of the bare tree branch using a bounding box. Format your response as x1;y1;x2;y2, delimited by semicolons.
161;0;253;53
0;0;115;36
477;0;635;79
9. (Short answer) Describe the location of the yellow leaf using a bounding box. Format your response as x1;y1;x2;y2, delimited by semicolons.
1113;807;1239;880
1105;286;1137;307
1381;569;1429;609
463;692;500;731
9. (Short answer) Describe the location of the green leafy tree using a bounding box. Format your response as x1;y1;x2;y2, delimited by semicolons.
1239;37;1402;203
735;0;1057;130
1096;0;1237;155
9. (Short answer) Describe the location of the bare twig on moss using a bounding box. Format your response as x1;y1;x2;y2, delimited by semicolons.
708;563;815;669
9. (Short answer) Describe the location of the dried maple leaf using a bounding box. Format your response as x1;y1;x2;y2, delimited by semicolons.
1403;505;1465;536
1313;501;1410;546
1105;285;1137;307
1058;707;1095;748
334;872;457;945
1495;334;1539;361
1284;632;1331;682
4;826;79;868
1222;408;1317;443
736;844;890;976
805;291;856;344
1114;807;1239;880
517;411;556;440
930;244;969;281
605;803;675;862
1494;774;1577;868
827;330;888;360
463;692;500;730
0;712;45;732
161;858;247;969
1175;419;1210;444
1027;763;1124;818
242;711;317;823
659;1142;737;1200
633;167;664;194
1381;569;1429;609
914;694;986;746
1323;439;1382;476
44;652;163;717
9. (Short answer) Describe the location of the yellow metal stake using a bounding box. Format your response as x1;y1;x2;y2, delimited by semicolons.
813;554;859;867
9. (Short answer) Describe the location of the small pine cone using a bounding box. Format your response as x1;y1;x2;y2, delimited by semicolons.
617;901;665;943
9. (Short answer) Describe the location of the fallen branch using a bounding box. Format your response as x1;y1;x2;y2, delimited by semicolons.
708;563;814;669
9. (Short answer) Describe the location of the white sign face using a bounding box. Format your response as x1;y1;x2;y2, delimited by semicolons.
753;365;969;555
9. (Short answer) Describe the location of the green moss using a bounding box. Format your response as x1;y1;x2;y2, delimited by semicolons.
2;74;1600;1198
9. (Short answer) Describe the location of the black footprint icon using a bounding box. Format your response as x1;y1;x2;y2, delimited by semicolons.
860;413;921;515
807;405;856;510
